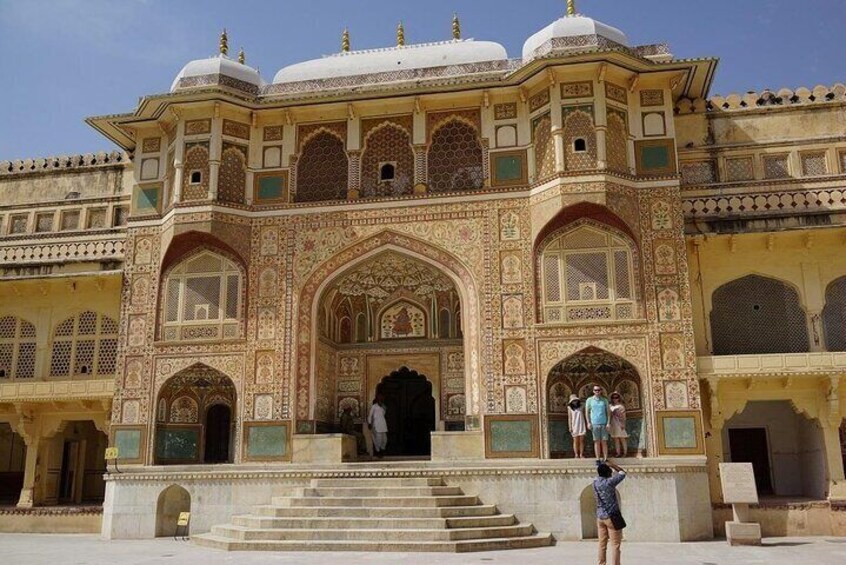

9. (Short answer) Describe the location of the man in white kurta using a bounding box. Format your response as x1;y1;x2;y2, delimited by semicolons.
367;397;388;457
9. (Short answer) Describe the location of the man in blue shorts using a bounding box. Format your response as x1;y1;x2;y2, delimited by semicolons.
586;385;611;460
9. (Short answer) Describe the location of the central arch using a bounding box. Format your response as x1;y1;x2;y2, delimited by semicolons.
296;231;481;437
154;366;236;465
546;347;646;458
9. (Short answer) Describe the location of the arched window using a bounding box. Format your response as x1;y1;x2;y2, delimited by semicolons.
533;114;555;180
563;110;596;170
711;275;809;355
161;251;243;341
427;120;484;193
361;124;413;198
0;316;36;379
823;277;846;351
49;311;118;377
296;131;348;202
539;223;637;323
218;144;247;204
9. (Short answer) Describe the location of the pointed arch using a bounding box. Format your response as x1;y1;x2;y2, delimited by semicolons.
295;130;348;202
158;240;246;342
427;119;484;193
360;122;414;198
296;230;481;425
711;274;809;355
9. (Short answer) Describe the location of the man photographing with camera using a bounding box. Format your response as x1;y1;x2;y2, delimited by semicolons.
594;459;626;565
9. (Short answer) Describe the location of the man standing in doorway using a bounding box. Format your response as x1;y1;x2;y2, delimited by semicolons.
586;385;612;460
595;460;626;565
368;392;388;458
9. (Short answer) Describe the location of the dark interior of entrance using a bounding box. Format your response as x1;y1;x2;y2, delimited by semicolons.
728;427;774;495
377;367;436;457
204;404;231;464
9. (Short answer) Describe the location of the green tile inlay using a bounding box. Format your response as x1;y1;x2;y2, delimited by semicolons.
664;416;697;449
495;155;523;182
114;429;141;460
548;419;573;454
247;424;288;458
490;420;533;453
641;145;670;170
136;186;159;210
155;428;199;460
258;176;285;200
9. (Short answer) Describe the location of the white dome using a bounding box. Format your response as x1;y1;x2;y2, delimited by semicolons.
522;15;629;61
273;39;508;84
171;55;264;92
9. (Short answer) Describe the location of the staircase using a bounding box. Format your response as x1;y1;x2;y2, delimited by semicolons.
193;476;552;552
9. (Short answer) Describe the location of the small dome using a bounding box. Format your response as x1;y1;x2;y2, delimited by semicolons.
522;15;629;61
273;39;508;85
171;55;264;92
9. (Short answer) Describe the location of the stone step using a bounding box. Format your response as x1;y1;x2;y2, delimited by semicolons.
254;504;500;519
272;494;479;508
210;523;535;542
232;514;516;530
311;477;445;488
299;486;464;497
192;533;554;553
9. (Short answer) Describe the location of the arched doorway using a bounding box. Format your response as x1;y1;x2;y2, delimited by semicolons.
156;485;190;537
546;347;646;458
377;367;436;457
310;248;466;441
155;366;236;465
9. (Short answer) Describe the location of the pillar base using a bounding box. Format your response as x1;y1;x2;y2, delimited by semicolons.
725;521;762;546
16;488;34;509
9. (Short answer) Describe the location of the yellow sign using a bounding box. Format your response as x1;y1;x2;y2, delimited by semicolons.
177;512;191;526
104;447;119;460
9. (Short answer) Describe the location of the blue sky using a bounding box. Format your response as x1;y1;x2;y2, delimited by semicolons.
0;0;843;160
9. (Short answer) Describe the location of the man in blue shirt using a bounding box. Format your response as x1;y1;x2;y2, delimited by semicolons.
586;385;611;460
594;460;626;565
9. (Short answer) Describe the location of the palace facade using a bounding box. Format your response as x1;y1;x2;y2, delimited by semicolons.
1;4;845;545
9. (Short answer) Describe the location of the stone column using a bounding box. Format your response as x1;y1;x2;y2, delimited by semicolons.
552;128;566;173
208;117;222;201
822;375;846;500
13;408;41;508
172;120;186;203
595;126;608;170
704;378;726;503
413;145;428;194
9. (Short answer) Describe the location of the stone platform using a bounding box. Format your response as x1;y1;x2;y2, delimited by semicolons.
102;457;714;543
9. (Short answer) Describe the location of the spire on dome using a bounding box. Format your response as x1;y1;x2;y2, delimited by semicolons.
567;0;577;16
238;47;245;64
452;13;461;40
219;29;229;55
342;28;350;52
397;21;406;47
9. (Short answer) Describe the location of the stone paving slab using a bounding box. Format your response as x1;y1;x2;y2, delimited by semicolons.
1;534;845;565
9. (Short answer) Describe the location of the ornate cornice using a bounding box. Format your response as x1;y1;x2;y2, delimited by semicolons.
105;459;708;483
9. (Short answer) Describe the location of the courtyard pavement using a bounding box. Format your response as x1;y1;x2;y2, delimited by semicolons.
1;534;845;565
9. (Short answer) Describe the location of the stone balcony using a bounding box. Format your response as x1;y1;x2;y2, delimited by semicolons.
697;352;846;379
0;378;114;404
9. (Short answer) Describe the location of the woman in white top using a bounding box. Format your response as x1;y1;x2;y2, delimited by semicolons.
367;393;388;458
609;391;629;457
567;394;587;458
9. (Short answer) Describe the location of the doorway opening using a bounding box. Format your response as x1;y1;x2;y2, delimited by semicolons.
728;427;774;495
377;367;436;457
204;404;232;464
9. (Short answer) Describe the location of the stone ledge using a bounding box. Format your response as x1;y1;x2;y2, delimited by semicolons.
0;378;115;402
0;505;102;516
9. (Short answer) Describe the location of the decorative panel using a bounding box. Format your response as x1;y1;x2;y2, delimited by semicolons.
254;171;289;203
360;123;414;198
263;126;283;142
491;150;527;187
640;89;665;107
112;427;145;463
725;156;754;182
60;210;80;231
561;81;593;99
134;185;161;214
656;411;703;455
563;106;596;170
762;154;790;179
494;103;517;120
533;114;555;180
427;119;484;192
484;415;539;458
141;137;162;153
295;131;348;202
801;152;827;177
182;143;210;201
218;143;247;204
529;89;550;112
155;426;201;462
680;160;716;185
243;422;290;461
184;119;211;135
635;139;676;176
605;82;628;104
222;119;250;140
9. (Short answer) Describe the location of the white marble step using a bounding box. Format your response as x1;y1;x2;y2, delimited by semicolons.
272;494;480;508
209;523;535;542
253;504;500;519
231;513;516;530
192;533;554;553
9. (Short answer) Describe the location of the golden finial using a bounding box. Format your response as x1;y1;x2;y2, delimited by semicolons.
219;29;229;55
238;47;245;64
342;28;350;52
397;21;406;47
567;0;577;16
452;13;461;40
